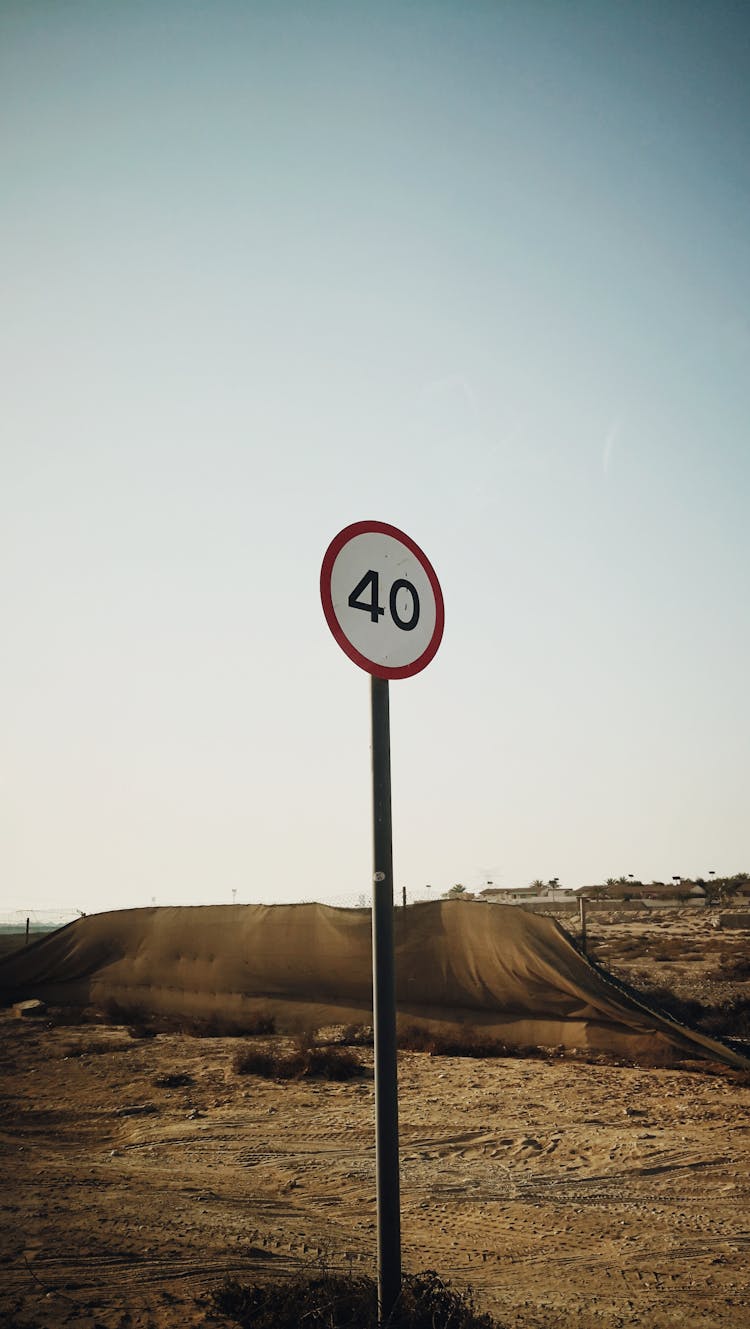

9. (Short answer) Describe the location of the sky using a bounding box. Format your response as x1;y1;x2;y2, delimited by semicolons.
2;0;749;918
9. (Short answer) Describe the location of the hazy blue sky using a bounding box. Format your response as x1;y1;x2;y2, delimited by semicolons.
3;0;749;916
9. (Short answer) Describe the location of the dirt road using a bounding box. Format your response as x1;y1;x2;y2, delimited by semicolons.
2;1005;749;1329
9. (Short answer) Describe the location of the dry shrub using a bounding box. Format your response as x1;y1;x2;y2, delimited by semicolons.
338;1023;374;1047
127;1018;157;1040
636;985;750;1041
181;1009;276;1038
634;985;706;1028
699;997;750;1040
100;998;156;1039
300;1047;364;1080
397;1023;534;1059
648;937;703;963
153;1071;194;1089
233;1035;364;1082
395;1024;597;1063
100;1002;276;1039
233;1046;277;1078
244;1009;276;1035
60;1038;132;1058
396;1023;436;1053
103;997;144;1024
603;936;709;965
45;1006;91;1028
209;1268;499;1328
609;937;643;957
707;955;750;982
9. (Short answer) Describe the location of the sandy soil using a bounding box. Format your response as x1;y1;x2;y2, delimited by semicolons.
1;909;749;1329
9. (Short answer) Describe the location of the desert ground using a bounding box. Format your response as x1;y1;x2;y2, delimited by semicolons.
1;906;748;1329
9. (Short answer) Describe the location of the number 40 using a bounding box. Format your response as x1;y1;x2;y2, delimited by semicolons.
348;569;420;632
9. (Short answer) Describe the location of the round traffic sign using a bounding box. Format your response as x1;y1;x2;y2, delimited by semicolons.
320;520;444;680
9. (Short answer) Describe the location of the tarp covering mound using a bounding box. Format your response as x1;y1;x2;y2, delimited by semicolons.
1;901;746;1068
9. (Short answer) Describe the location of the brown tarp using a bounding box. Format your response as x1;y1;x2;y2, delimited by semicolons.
1;901;746;1067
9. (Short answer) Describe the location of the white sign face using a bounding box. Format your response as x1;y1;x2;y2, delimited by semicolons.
321;521;444;679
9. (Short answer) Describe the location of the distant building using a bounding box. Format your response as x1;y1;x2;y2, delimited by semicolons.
479;883;575;906
480;880;709;909
576;882;706;907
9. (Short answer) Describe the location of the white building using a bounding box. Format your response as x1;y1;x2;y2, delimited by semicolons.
479;883;575;906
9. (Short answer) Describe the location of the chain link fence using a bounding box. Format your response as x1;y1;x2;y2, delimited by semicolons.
0;909;82;934
0;891;441;935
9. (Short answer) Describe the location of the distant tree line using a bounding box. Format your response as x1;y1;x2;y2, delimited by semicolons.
441;873;750;904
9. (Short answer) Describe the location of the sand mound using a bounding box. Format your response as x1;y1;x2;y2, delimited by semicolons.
0;901;745;1067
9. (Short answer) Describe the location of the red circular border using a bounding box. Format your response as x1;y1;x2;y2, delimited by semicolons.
320;520;445;680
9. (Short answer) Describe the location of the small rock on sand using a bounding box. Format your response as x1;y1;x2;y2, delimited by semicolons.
12;999;46;1018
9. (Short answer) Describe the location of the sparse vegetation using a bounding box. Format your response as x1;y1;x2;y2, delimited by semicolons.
707;955;750;982
153;1071;194;1088
246;1010;276;1036
586;873;750;906
628;984;750;1043
396;1023;564;1061
700;996;750;1041
209;1268;500;1328
397;1023;511;1057
233;1032;365;1082
5;893;750;1329
60;1037;133;1058
444;884;473;899
232;1044;277;1077
632;986;706;1029
338;1023;374;1046
589;932;747;970
98;1001;277;1039
102;998;155;1039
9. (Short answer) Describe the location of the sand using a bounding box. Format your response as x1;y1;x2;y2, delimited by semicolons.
1;906;748;1328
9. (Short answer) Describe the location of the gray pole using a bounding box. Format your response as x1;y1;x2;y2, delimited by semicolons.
579;895;587;952
370;675;402;1324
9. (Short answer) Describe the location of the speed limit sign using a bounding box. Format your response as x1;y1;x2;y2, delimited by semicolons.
320;519;444;1313
320;520;444;680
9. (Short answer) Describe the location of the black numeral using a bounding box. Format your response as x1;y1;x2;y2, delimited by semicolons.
349;571;420;632
348;570;385;623
389;579;420;631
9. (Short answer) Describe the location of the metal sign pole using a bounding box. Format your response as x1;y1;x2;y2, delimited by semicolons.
321;520;443;1324
370;674;402;1324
